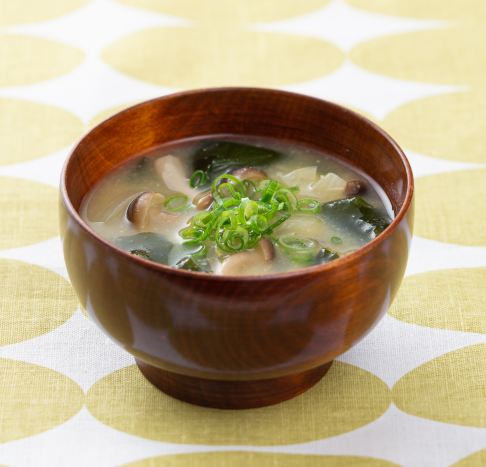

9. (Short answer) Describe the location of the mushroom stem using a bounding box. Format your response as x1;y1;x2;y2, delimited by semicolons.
154;155;198;199
220;236;275;275
258;237;275;261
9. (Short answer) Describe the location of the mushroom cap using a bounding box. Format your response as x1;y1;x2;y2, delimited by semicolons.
127;192;165;229
193;190;213;211
344;180;367;197
229;166;267;181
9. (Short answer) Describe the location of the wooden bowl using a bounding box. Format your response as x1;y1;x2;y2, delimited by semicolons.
60;88;414;409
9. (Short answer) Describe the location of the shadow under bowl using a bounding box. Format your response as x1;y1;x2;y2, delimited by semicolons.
60;87;414;409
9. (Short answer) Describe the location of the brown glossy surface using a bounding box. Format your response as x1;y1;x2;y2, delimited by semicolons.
136;358;333;409
59;88;414;408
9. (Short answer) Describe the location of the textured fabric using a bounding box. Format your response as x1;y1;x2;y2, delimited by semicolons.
0;1;485;466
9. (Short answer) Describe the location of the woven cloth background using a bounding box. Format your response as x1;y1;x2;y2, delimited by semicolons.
1;1;486;466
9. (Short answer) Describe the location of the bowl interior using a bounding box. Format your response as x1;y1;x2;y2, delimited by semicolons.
64;88;411;218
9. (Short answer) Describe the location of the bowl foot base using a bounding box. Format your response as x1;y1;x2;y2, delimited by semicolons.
135;359;333;409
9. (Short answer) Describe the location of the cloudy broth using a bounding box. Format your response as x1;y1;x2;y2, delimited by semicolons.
80;136;393;275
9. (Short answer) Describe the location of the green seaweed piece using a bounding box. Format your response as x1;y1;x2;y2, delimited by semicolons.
192;141;282;180
130;249;151;260
175;256;212;273
313;248;340;265
168;243;212;273
111;232;173;265
322;196;392;243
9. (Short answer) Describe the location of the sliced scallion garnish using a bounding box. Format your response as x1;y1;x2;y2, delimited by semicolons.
278;235;318;262
261;180;278;203
250;214;269;233
297;199;320;213
179;227;204;241
191;244;207;257
331;236;342;244
180;172;321;262
164;195;189;211
189;170;207;188
263;212;291;235
256;178;271;192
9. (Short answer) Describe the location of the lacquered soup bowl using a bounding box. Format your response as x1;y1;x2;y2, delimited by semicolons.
60;88;414;409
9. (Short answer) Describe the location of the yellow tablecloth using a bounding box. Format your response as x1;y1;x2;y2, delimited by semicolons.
1;1;485;466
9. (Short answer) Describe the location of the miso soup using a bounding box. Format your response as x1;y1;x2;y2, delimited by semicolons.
80;136;393;275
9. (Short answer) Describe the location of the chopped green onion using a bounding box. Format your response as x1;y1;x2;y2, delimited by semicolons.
221;210;238;229
223;198;242;210
297;199;320;213
184;217;218;244
225;227;248;251
256;178;271;191
278;235;318;262
219;182;241;200
243;179;257;193
261;180;278;203
217;226;249;252
190;170;207;188
164;195;189;211
263;212;291;235
237;198;251;223
180;227;204;240
208;204;225;220
331;236;342;244
247;232;262;248
243;200;259;223
212;174;246;204
276;187;298;210
256;201;272;213
193;211;212;228
250;214;269;233
274;192;293;212
191;244;207;257
261;199;280;220
176;172;321;258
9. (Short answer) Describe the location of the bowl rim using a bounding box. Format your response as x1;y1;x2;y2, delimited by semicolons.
60;86;414;281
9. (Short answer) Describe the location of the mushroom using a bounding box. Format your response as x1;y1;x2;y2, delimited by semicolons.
193;190;213;211
345;180;367;197
127;192;165;229
220;237;275;275
154;155;198;199
148;208;183;235
258;237;274;261
229;166;267;181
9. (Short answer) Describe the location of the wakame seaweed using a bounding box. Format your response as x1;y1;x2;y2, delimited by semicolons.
322;196;392;243
313;247;340;265
169;243;212;273
174;256;212;273
192;141;281;180
111;232;173;265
